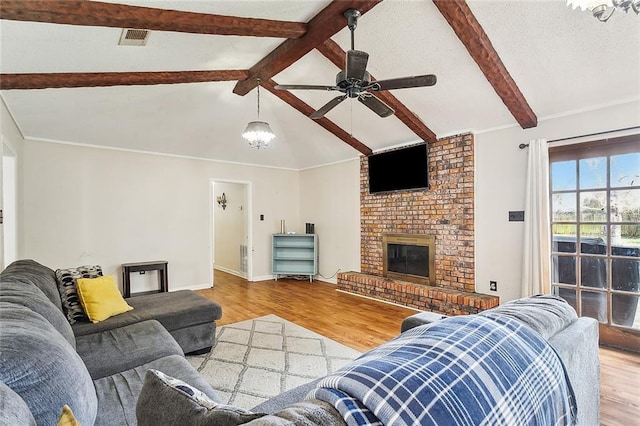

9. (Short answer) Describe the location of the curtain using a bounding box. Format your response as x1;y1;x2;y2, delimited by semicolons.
522;139;551;296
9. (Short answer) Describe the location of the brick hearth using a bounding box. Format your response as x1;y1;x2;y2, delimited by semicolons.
338;272;499;315
338;134;499;314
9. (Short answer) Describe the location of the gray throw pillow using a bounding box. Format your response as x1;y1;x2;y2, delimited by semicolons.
55;265;103;324
136;369;265;426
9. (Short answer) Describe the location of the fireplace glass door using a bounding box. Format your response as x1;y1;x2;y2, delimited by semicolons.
387;244;429;278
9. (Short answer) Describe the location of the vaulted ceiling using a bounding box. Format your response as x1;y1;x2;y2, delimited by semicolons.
1;0;638;169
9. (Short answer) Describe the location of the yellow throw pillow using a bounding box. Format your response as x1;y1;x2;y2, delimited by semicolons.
57;405;80;426
76;275;133;323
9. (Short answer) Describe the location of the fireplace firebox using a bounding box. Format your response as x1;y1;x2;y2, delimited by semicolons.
383;234;435;286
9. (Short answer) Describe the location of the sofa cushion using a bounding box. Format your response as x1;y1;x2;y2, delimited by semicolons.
0;259;63;311
244;400;345;426
136;369;265;426
77;275;133;323
72;290;222;337
76;319;184;379
0;280;76;348
0;380;36;426
0;302;97;426
93;354;220;426
479;294;578;340
55;264;103;324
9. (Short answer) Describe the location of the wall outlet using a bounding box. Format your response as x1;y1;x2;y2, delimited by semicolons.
489;281;497;291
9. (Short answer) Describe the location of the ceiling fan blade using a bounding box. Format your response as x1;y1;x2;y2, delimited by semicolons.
358;94;394;118
345;50;369;81
367;74;437;91
310;95;347;119
274;84;339;91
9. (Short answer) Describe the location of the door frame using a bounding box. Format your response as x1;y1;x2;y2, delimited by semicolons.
1;137;18;269
209;179;252;286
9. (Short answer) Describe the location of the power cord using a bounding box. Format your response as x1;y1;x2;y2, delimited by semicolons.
317;268;342;280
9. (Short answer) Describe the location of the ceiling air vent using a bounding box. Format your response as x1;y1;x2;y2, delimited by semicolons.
118;29;150;46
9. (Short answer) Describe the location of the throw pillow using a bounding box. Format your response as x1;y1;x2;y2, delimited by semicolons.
57;405;80;426
55;265;103;324
76;275;133;323
136;369;265;426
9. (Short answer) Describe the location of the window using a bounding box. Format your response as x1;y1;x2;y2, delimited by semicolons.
550;135;639;346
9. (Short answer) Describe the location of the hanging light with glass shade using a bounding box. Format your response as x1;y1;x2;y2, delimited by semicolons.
242;79;275;149
567;0;640;21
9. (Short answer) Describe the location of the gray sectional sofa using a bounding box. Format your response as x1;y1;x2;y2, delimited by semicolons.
1;259;600;425
0;259;222;425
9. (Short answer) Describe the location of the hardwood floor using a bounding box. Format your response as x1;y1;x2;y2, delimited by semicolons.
199;270;640;425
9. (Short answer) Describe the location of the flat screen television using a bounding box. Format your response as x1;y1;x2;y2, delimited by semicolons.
368;144;429;194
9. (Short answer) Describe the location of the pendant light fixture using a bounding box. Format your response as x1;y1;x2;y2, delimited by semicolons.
242;79;275;149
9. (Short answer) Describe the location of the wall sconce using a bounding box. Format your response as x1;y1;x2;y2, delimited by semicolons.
216;193;227;210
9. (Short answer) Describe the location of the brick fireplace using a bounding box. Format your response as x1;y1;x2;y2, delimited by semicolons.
337;134;499;315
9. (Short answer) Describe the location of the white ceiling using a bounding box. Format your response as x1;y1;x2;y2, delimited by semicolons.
1;0;639;170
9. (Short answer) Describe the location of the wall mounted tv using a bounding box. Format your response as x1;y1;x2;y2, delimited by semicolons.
368;143;429;194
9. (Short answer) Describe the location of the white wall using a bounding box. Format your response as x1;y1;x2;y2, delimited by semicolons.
21;140;300;290
475;99;640;302
299;158;361;283
213;181;247;276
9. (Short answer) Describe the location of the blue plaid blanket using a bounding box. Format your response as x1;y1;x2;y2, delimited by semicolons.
309;314;576;426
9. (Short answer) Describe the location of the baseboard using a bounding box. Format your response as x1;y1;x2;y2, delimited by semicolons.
315;276;337;285
172;283;213;291
252;275;275;282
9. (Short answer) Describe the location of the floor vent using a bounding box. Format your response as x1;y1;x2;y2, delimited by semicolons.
118;29;150;46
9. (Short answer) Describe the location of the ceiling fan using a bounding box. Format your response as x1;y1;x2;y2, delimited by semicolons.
275;9;437;120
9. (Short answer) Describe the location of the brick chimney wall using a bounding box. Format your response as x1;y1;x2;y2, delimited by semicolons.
360;133;475;292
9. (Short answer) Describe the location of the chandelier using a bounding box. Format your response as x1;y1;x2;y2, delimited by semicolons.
242;80;275;149
567;0;640;21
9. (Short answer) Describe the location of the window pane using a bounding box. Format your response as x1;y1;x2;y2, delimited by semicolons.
611;225;640;256
580;225;607;254
579;157;606;190
580;191;607;222
553;287;577;312
581;257;607;288
581;291;607;323
553;193;576;221
553;255;576;285
611;189;640;223
611;153;640;188
552;160;576;191
553;225;577;253
612;259;640;293
612;294;639;329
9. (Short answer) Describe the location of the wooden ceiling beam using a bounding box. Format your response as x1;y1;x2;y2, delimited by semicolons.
432;0;537;128
0;71;248;90
317;39;437;143
262;79;373;156
0;0;307;39
233;0;382;96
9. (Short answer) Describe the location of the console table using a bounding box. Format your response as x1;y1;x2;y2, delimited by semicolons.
122;260;168;298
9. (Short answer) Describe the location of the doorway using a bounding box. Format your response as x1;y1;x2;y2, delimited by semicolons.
210;180;251;285
1;139;18;269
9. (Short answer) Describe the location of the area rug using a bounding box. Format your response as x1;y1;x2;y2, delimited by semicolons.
186;314;362;410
